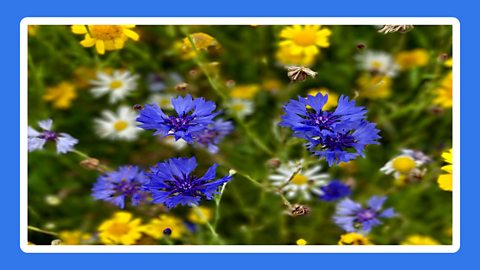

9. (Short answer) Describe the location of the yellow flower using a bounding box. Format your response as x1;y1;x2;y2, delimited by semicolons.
357;73;392;99
433;72;452;108
98;212;143;245
180;32;219;59
444;58;453;68
262;78;283;92
296;239;308;245
43;82;77;109
59;230;91;245
438;148;453;191
28;25;39;36
229;84;260;99
275;45;315;66
338;233;372;245
402;235;440;245
72;67;98;89
395;49;429;70
307;88;339;111
141;214;185;240
279;25;331;57
71;25;139;55
188;206;213;224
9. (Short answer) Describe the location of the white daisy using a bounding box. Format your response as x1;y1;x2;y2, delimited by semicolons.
226;98;254;118
380;149;431;179
90;70;139;103
94;106;141;141
148;93;176;110
356;50;399;77
269;160;329;201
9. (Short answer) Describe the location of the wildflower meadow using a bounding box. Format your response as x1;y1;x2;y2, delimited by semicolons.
27;24;453;246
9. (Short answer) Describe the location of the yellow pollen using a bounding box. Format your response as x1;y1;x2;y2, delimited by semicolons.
371;60;383;69
291;174;308;185
292;29;317;46
88;25;123;40
392;156;416;174
113;120;128;131
106;222;130;237
109;80;123;89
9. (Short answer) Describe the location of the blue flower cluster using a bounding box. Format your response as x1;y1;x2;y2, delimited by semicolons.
333;196;395;233
137;94;232;152
280;93;381;165
92;158;233;209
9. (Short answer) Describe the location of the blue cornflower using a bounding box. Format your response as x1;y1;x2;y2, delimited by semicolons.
136;94;219;143
144;157;233;208
28;119;78;154
92;166;149;209
280;93;380;165
194;119;234;153
333;196;395;233
319;180;351;201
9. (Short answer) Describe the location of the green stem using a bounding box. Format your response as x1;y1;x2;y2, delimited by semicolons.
185;32;274;157
192;204;225;244
28;226;58;236
213;183;227;229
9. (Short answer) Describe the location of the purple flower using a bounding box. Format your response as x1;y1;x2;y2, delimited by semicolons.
136;95;219;143
92;166;149;209
143;157;233;208
333;196;395;233
319;180;351;201
194;119;234;153
28;119;78;154
280;93;380;166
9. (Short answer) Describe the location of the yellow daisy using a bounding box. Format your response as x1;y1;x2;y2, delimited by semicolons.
188;206;213;225
275;44;315;66
433;72;452;108
229;84;260;99
296;239;308;245
43;82;77;109
71;25;139;55
357;73;392;99
183;32;219;51
307;88;339;111
338;233;372;245
98;212;143;245
395;49;429;70
402;235;440;245
141;214;185;240
59;230;91;245
279;25;331;57
438;148;453;191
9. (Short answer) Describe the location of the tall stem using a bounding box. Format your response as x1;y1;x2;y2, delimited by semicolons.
192;204;225;244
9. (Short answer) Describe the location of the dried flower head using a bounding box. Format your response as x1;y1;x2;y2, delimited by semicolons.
286;66;317;82
289;204;310;216
378;25;414;34
80;158;100;170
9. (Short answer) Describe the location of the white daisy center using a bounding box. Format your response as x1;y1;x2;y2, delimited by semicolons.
291;174;308;185
113;120;128;131
109;80;124;90
392;156;416;174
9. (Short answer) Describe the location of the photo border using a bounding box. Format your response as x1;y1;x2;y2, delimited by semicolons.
20;17;460;253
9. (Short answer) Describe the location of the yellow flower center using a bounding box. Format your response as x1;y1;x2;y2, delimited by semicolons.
392;156;416;174
106;222;130;237
291;174;308;185
232;103;245;111
109;80;123;89
292;29;317;46
113;120;128;131
160;99;171;106
371;60;383;69
88;25;123;40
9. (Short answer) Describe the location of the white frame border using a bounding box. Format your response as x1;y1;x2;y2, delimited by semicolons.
20;17;460;253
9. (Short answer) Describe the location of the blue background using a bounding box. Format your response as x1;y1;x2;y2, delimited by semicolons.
2;0;474;269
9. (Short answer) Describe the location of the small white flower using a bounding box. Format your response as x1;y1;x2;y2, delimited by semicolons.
356;50;399;77
94;106;141;141
380;149;430;179
227;98;254;118
269;160;329;201
148;93;176;110
160;137;188;150
90;70;139;103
